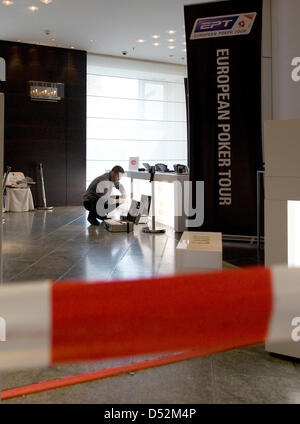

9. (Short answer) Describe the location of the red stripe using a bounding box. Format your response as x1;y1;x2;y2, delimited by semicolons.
51;267;273;364
1;349;212;400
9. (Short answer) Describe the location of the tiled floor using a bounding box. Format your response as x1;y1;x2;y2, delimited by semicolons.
3;207;181;283
1;207;300;404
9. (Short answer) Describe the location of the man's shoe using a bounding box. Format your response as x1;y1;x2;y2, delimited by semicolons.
87;215;99;226
98;215;111;221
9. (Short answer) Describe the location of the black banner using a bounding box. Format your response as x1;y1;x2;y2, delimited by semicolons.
185;0;263;236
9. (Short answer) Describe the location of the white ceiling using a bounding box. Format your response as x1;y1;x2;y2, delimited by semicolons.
0;0;217;65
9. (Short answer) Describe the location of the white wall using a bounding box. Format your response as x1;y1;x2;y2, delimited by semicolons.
272;0;300;120
264;119;300;266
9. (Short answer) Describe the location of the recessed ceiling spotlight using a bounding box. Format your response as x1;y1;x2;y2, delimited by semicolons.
152;34;160;39
167;30;176;34
152;42;160;46
17;39;21;42
136;39;145;43
70;46;75;49
28;5;39;11
2;1;14;5
182;48;186;52
168;45;176;50
168;38;175;42
51;38;55;42
40;0;52;4
182;41;186;45
90;39;96;43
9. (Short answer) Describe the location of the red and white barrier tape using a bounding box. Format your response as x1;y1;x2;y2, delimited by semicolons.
0;266;300;371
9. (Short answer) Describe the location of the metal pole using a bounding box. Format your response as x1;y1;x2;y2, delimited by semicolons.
257;170;265;250
143;167;165;234
151;180;156;231
38;163;53;211
130;176;133;201
40;163;47;208
2;166;11;191
2;165;11;215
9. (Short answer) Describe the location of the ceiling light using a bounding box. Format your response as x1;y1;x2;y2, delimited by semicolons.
40;0;52;4
182;41;186;45
136;39;145;43
90;39;96;43
168;46;176;50
167;30;176;34
2;1;14;5
28;5;39;11
51;38;55;42
168;38;175;42
70;46;75;49
152;35;160;39
152;42;160;46
182;48;186;52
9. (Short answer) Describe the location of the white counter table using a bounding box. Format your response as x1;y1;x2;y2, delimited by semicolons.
125;170;190;232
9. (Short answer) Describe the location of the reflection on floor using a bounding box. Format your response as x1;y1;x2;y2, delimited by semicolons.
2;207;300;404
3;206;182;283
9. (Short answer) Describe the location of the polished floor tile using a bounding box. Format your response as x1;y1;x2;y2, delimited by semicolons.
212;344;298;379
3;207;244;283
4;356;213;404
213;372;300;404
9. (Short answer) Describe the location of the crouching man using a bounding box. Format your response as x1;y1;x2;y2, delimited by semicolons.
83;165;127;226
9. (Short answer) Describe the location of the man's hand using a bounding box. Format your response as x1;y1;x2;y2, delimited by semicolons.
113;198;125;205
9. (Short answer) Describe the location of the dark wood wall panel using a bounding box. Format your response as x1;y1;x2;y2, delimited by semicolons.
0;40;86;206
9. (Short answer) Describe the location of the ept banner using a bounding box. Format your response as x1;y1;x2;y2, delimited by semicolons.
185;0;263;236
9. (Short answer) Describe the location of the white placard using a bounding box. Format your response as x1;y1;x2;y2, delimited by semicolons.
128;157;139;171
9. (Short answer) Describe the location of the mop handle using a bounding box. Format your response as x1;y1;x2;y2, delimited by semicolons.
2;166;11;190
39;163;47;208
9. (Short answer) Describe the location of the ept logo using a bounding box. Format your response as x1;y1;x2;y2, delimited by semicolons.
190;13;257;40
0;316;6;342
195;16;238;32
291;57;300;82
291;317;300;342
